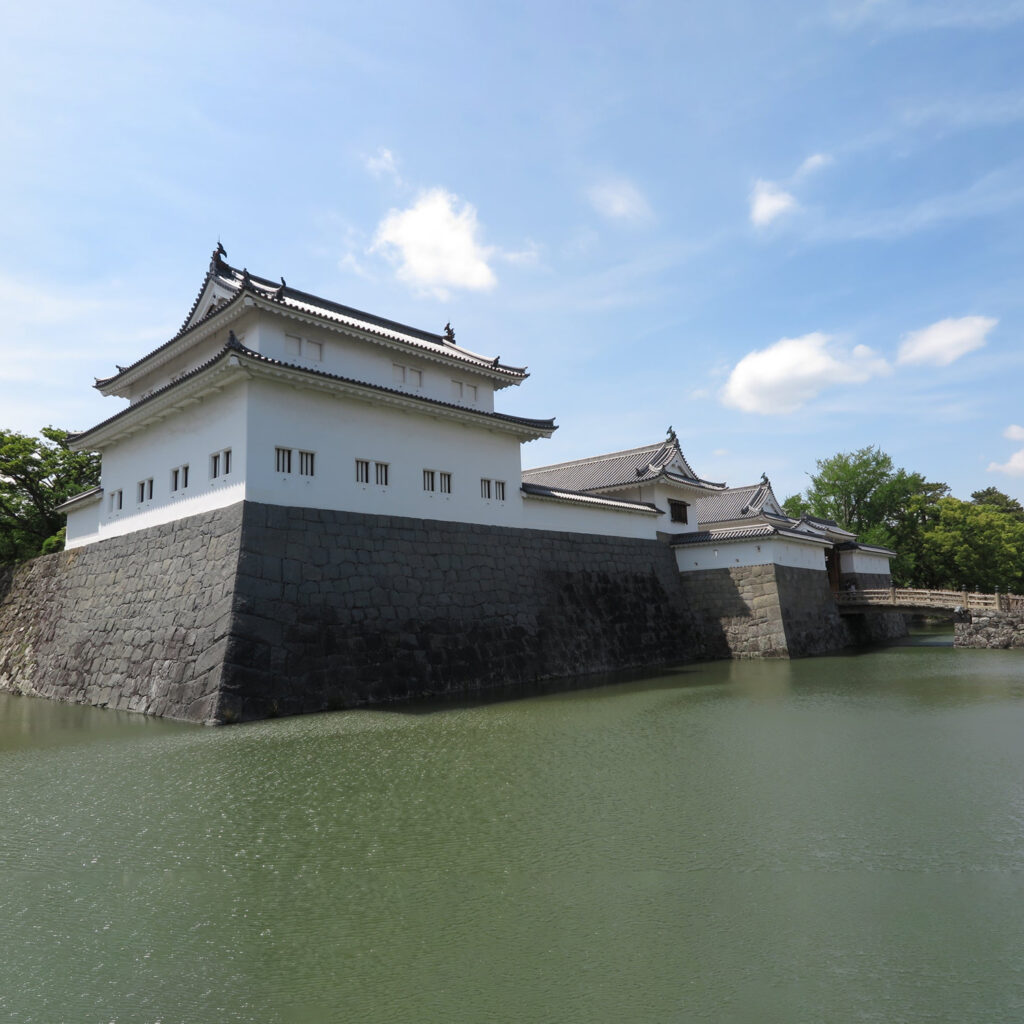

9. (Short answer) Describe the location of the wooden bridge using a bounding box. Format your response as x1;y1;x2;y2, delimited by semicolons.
835;587;1024;615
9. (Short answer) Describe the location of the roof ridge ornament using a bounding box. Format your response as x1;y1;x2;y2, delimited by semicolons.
667;425;678;445
443;322;455;343
210;241;228;273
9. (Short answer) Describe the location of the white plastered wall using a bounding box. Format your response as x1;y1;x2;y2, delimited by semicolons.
242;377;523;527
67;381;250;548
520;495;662;540
676;536;828;572
249;317;497;412
839;549;894;575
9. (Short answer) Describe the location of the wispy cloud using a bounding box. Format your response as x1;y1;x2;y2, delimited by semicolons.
899;92;1024;131
586;178;653;224
834;0;1024;31
363;146;403;185
371;188;497;300
1005;424;1024;441
809;164;1024;240
750;181;798;226
795;153;834;178
721;332;890;414
750;153;832;227
897;316;997;366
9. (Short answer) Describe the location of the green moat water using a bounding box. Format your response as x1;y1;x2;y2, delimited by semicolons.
3;631;1024;1023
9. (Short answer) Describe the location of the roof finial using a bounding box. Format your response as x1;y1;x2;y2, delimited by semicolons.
761;471;769;485
667;425;678;445
210;241;228;272
443;322;455;342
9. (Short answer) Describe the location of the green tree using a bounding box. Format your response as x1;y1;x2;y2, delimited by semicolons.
918;498;1024;593
970;486;1024;522
793;446;948;585
0;427;100;562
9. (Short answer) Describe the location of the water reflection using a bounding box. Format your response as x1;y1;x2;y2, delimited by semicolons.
2;635;1024;1022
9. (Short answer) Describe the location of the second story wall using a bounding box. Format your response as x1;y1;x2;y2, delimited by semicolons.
250;316;497;412
242;378;523;527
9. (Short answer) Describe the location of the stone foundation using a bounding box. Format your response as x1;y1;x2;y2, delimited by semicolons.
0;505;242;723
219;503;707;723
954;611;1024;649
0;504;914;725
1;502;707;724
676;564;851;659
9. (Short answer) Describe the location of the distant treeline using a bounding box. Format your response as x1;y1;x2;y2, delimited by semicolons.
783;446;1024;593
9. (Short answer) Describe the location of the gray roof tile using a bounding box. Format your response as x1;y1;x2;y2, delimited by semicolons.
522;438;723;493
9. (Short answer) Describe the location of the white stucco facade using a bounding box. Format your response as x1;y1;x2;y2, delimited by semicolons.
839;548;895;576
674;536;829;573
61;252;896;585
64;256;679;548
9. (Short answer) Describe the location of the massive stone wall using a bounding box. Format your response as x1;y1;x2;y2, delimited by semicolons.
0;502;913;725
954;610;1024;649
0;505;243;724
0;502;707;724
676;565;787;659
774;564;852;656
674;562;892;659
219;503;705;722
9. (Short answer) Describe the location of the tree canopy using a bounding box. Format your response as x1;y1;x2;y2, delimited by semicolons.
0;428;100;562
784;446;1024;591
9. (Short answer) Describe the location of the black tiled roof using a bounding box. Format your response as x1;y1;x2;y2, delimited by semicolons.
693;479;787;525
97;248;528;391
74;336;555;447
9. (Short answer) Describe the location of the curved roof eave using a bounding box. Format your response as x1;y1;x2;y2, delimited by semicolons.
73;338;556;450
96;282;528;395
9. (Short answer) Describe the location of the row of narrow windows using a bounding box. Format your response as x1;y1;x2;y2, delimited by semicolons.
108;450;230;513
279;340;481;407
393;362;479;403
108;448;508;514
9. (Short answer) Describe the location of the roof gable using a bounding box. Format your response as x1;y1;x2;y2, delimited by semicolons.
97;246;530;394
694;476;786;525
522;435;724;493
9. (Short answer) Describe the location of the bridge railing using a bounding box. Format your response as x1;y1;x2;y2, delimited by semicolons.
835;587;1024;612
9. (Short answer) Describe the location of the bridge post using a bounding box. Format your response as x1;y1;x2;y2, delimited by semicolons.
962;586;969;610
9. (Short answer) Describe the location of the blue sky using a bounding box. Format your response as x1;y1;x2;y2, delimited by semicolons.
3;0;1023;502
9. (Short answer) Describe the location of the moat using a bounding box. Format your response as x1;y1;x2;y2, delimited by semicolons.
3;630;1024;1023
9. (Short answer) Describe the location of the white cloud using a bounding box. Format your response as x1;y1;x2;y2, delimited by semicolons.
722;332;890;414
796;153;833;178
1005;424;1024;441
896;315;997;366
587;178;653;223
988;449;1024;476
371;188;497;299
364;147;402;184
750;180;798;226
